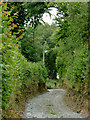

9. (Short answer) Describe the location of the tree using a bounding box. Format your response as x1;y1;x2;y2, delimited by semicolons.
55;2;88;93
23;2;49;28
21;23;57;62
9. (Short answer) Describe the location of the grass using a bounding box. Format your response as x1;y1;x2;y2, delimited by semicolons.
50;112;57;115
47;107;57;115
46;78;59;89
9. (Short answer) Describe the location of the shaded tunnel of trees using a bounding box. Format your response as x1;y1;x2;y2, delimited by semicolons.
1;2;89;118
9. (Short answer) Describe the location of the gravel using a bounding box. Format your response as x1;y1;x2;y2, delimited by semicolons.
23;89;85;118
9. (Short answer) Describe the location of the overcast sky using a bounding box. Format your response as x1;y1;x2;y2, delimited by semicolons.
42;7;57;25
24;7;57;27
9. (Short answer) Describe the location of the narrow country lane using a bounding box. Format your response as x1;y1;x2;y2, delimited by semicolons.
23;89;85;118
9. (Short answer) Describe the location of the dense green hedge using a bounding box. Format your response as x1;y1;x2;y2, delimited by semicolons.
2;51;47;117
1;3;47;117
55;2;88;95
56;44;88;94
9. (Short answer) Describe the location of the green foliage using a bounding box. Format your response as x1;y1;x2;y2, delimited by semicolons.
21;23;57;62
55;2;88;94
46;78;59;89
7;2;26;37
23;2;49;28
45;47;59;79
23;61;48;87
1;2;89;118
2;3;47;118
21;27;42;62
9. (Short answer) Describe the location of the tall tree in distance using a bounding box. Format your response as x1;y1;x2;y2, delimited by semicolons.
21;23;57;62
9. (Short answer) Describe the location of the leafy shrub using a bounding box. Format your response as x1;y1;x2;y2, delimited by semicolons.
1;3;47;118
55;2;88;95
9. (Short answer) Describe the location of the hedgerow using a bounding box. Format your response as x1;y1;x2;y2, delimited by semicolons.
1;3;47;118
55;2;88;95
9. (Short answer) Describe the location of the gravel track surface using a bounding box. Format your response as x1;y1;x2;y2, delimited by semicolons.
24;89;85;118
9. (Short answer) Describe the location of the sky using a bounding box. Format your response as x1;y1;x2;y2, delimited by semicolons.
24;7;58;28
42;7;57;25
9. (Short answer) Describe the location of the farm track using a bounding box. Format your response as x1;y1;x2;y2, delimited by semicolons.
23;89;85;118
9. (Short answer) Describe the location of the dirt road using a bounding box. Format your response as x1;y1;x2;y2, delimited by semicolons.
24;89;85;118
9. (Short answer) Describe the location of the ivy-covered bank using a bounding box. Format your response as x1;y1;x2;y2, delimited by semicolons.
1;3;47;118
